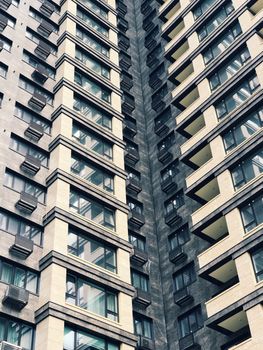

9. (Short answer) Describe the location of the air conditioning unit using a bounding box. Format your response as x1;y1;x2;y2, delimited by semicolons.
0;341;22;350
2;285;29;310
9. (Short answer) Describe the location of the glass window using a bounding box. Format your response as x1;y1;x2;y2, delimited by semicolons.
79;0;108;18
64;326;118;350
197;2;234;41
69;191;115;230
251;246;263;282
4;171;46;204
169;225;189;250
77;7;108;37
158;132;175;152
161;160;179;181
29;7;58;33
132;271;149;292
23;51;55;79
71;155;114;193
72;124;113;160
25;28;57;55
165;191;184;214
0;36;12;51
75;71;111;103
173;263;196;292
66;275;118;321
68;230;116;272
209;47;251;91
134;315;152;339
0;63;8;78
223;109;263;152
128;200;143;215
193;0;217;19
76;27;109;57
215;74;260;119
0;259;38;293
240;194;263;233
10;136;49;167
73;96;112;130
203;22;242;65
178;306;203;338
0;317;33;350
14;104;51;133
18;76;54;104
76;48;110;79
231;149;263;189
129;233;146;251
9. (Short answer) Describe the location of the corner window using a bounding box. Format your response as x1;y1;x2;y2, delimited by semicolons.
251;246;263;282
240;194;263;232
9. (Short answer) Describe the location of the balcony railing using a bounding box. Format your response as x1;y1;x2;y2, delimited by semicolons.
161;175;177;193
126;177;142;195
158;147;172;164
15;191;38;214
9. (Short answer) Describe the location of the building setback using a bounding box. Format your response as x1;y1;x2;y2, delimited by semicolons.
0;0;262;349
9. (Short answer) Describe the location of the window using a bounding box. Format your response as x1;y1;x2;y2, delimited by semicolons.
4;170;46;204
251;246;263;282
64;326;118;350
0;210;42;245
128;200;143;215
215;74;260;119
23;51;55;79
178;306;203;338
165;191;184;214
129;233;146;251
132;270;149;292
72;123;113;160
66;275;118;321
75;71;111;103
155;108;171;128
14;104;51;133
173;263;196;292
0;317;34;350
240;193;263;232
68;229;116;272
76;48;110;79
18;76;54;104
76;27;109;57
0;63;7;78
158;132;175;152
25;28;57;55
193;0;217;19
134;315;152;339
0;259;38;293
209;47;251;91
73;96;112;130
169;225;189;250
69;190;115;230
10;136;49;167
223;108;263;152
2;14;16;28
0;35;12;51
231;149;263;190
203;22;242;65
77;7;108;37
197;2;234;41
71;155;114;193
29;7;58;33
161;160;179;182
79;0;108;18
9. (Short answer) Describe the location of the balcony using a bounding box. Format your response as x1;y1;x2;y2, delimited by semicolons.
128;210;145;230
119;52;132;71
39;0;55;16
126;177;142;195
137;336;155;350
133;289;151;308
121;74;133;91
124;147;139;167
122;94;135;115
0;14;8;32
28;92;47;111
165;208;182;227
118;34;130;51
34;40;51;60
179;334;201;350
123;119;137;138
15;191;38;214
20;154;41;175
37;19;53;37
2;285;29;310
169;246;187;264
174;287;194;307
158;147;172;164
161;175;177;194
0;0;11;10
131;247;148;266
116;1;127;16
9;235;34;259
118;17;128;33
24;121;44;141
152;97;165;113
32;64;48;84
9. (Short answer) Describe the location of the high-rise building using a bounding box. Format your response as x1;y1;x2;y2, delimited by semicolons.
0;0;262;349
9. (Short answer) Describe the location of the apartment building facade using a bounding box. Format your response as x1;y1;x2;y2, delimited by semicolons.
0;0;262;349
